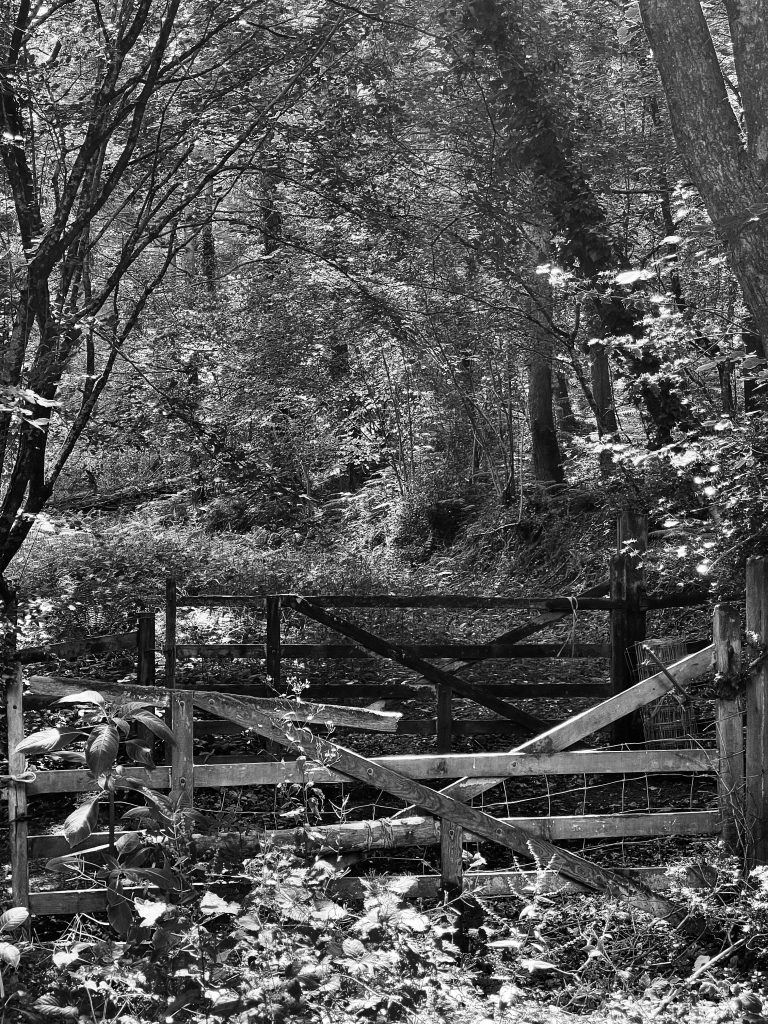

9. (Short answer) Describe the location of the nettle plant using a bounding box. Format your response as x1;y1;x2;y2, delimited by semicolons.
15;690;202;934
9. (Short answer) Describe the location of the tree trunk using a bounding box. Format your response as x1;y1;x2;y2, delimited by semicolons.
639;0;768;341
527;229;564;485
581;297;618;435
554;373;580;435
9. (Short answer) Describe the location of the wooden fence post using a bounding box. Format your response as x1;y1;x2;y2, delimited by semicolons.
136;609;157;754
4;586;29;920
746;557;768;864
171;690;194;810
714;603;744;855
165;578;177;690
137;609;156;686
266;597;281;689
437;685;453;754
440;819;465;947
611;511;647;744
7;663;29;917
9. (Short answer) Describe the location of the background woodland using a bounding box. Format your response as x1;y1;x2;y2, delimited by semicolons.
2;0;768;608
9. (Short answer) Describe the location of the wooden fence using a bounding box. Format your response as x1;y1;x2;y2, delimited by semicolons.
6;512;763;923
4;626;736;922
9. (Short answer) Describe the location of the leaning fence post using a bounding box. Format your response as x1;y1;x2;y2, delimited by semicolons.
714;603;744;855
165;577;177;690
266;597;281;689
746;557;768;864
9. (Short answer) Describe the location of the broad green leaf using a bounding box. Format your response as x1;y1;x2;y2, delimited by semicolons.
14;729;84;756
85;723;119;776
134;900;169;927
33;995;79;1018
199;891;241;916
0;908;28;932
124;740;155;768
55;691;105;707
108;899;133;937
45;845;111;871
121;807;151;820
115;831;141;854
0;941;20;968
131;710;176;746
52;950;79;968
63;797;100;847
119;701;156;715
310;899;348;923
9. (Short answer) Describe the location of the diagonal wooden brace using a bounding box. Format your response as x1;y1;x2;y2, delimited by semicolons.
27;674;402;733
419;644;715;806
193;689;691;928
286;596;547;733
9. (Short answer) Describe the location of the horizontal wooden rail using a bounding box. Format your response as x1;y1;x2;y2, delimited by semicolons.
18;632;137;663
27;799;716;860
643;591;741;610
193;718;562;737
26;747;715;795
141;595;266;608
175;642;614;660
26;675;401;732
268;809;719;852
190;681;612;699
147;592;619;610
28;881;245;916
282;594;620;610
330;865;708;899
22;681;614;709
26;863;704;915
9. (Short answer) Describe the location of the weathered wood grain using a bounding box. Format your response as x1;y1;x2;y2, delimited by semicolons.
193;690;689;924
266;810;719;853
27;675;401;732
423;644;715;806
165;578;177;689
746;558;768;864
283;594;620;610
29;809;719;861
7;663;29;911
171;690;194;807
18;632;137;663
175;641;614;660
25;747;715;796
714;603;744;855
289;597;547;732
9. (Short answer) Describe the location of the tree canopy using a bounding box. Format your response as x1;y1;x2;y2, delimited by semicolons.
1;0;767;577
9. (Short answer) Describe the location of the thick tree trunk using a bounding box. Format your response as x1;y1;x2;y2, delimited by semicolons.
639;0;768;341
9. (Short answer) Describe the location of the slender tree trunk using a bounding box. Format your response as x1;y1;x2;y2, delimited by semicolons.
527;228;564;485
200;172;216;295
581;297;618;435
554;373;580;435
